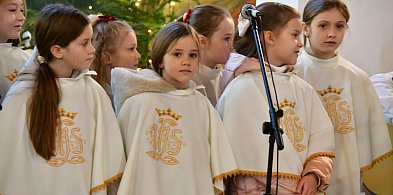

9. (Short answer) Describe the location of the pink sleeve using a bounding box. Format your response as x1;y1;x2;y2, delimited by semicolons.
219;70;235;94
302;156;333;192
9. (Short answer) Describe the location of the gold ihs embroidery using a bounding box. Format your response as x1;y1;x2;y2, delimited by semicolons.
4;69;18;82
47;108;85;167
146;108;185;165
317;86;354;134
277;99;306;152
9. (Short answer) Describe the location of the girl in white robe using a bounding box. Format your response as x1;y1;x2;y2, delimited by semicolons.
0;0;30;106
89;14;141;102
217;3;335;194
0;4;125;195
296;0;393;194
113;22;238;195
183;5;260;106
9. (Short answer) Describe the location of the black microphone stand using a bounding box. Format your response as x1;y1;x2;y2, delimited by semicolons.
246;13;284;195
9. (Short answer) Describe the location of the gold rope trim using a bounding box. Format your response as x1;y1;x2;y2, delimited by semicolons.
90;172;123;194
213;169;240;195
213;169;240;182
304;152;336;166
361;149;393;172
228;169;302;180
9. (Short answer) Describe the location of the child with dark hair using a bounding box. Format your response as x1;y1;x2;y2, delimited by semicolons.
0;4;125;194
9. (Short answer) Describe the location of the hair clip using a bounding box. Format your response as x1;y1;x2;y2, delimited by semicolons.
98;14;117;22
37;55;47;64
182;9;192;23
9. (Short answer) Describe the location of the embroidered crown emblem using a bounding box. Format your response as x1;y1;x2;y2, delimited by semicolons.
155;108;182;121
317;85;343;97
5;69;19;82
59;108;78;119
278;98;296;109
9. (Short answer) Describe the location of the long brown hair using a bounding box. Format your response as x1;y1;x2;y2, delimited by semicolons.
150;22;200;76
303;0;350;47
234;2;300;59
29;4;89;160
91;18;133;85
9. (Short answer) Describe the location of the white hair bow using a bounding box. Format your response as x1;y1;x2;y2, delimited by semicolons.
238;13;250;37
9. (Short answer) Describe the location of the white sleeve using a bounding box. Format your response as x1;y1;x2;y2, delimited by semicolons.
370;72;393;125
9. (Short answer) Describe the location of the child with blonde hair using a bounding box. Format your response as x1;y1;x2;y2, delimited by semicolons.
0;0;29;106
90;14;140;101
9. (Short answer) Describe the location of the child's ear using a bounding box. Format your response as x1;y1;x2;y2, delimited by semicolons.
103;51;112;65
198;35;208;49
50;45;63;59
302;22;310;37
263;31;275;46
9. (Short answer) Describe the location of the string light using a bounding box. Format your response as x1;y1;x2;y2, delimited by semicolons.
88;5;93;10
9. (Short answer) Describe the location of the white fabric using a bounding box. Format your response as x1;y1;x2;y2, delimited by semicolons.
112;68;238;195
0;43;30;105
216;71;335;193
193;63;224;106
370;72;393;125
225;52;248;72
296;50;393;195
0;51;126;195
237;13;250;37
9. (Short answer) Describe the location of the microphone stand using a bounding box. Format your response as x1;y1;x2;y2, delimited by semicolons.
247;14;284;195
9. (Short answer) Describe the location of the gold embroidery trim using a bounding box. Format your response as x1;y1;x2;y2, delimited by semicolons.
231;170;302;180
155;108;182;120
361;149;393;172
304;152;336;166
146;108;185;165
276;98;306;152
213;169;240;182
90;172;123;194
317;85;343;96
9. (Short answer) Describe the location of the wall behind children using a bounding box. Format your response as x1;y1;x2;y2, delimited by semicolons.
257;0;393;76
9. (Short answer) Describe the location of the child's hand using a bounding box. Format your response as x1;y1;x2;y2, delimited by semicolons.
234;57;260;77
295;173;318;195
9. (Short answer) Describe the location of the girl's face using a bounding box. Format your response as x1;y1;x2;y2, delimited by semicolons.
304;8;348;59
200;17;234;68
107;29;140;69
160;35;199;89
0;0;25;43
54;24;96;77
267;18;303;66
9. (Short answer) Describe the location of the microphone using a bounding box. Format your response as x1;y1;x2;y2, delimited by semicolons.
241;4;261;19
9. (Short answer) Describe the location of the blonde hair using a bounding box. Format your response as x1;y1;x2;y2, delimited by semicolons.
91;16;133;85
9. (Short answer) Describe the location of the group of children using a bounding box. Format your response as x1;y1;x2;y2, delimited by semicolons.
0;0;392;194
